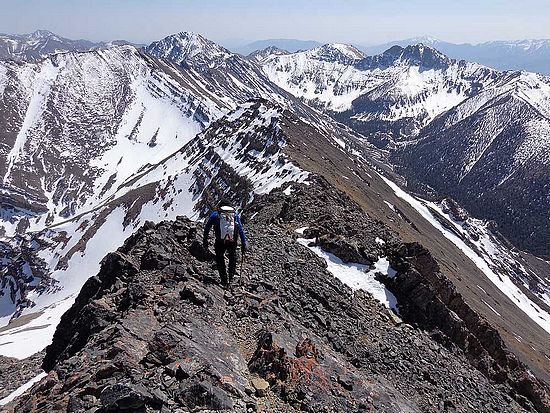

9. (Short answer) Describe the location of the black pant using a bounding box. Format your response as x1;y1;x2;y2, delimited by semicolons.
214;239;237;284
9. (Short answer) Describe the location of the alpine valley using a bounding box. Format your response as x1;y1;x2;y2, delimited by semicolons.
0;31;549;412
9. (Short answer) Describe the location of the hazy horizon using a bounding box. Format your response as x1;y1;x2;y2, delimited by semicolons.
4;29;550;50
2;0;550;46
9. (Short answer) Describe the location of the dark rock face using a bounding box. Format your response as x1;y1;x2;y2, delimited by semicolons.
41;250;139;372
317;234;372;265
0;235;54;320
383;242;550;413
5;179;542;412
355;44;453;72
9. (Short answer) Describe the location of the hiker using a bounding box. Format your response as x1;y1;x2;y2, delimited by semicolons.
203;200;247;286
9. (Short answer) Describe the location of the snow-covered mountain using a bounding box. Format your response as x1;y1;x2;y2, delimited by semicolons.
0;30;135;62
261;43;498;139
232;38;323;55
258;43;550;258
146;32;232;67
144;31;303;109
0;45;222;237
247;46;290;63
394;70;550;258
368;36;550;76
0;32;549;407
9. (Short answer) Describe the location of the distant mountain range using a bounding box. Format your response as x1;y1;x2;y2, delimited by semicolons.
366;36;550;75
0;30;138;62
229;36;550;76
258;42;550;258
3;31;549;76
232;38;323;55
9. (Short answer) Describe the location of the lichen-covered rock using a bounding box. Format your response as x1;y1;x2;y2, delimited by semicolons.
250;377;269;397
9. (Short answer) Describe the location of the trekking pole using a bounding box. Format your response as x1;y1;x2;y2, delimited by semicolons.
240;249;245;288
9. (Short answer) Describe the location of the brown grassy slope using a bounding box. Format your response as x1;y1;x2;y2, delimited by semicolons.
281;117;550;385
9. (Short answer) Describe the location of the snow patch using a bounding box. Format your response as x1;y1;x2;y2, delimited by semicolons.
384;201;396;212
0;64;8;96
0;372;47;406
297;238;399;313
379;172;550;334
0;295;75;358
482;300;502;317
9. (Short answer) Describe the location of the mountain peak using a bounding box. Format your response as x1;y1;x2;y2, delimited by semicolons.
172;31;207;43
28;29;59;40
235;38;322;55
410;35;440;44
357;43;452;70
248;45;290;62
308;43;365;63
0;30;103;62
145;31;231;65
399;43;452;67
327;43;366;59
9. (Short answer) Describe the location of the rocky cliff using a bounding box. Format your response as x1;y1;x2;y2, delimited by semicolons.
5;178;548;412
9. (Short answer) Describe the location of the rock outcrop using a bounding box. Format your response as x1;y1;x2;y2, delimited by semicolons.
4;179;541;412
383;242;550;413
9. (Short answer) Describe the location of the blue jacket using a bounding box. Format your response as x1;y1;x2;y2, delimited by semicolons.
203;211;247;247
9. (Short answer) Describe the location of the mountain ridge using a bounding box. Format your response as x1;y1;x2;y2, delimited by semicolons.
0;30;549;411
367;36;550;75
257;41;550;258
0;29;138;62
145;31;232;66
4;178;549;411
232;38;324;55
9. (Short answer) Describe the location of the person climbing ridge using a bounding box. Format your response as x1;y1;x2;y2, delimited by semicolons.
203;200;247;286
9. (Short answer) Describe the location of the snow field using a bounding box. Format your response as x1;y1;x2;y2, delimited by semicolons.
379;173;550;334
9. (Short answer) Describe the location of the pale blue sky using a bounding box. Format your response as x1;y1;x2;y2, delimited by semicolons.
2;0;550;45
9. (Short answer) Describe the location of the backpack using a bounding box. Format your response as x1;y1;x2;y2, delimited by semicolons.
219;206;236;241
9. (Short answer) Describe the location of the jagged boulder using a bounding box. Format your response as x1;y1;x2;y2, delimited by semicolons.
318;233;373;264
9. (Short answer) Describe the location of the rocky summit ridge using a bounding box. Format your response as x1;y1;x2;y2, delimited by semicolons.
4;177;549;412
0;29;549;413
